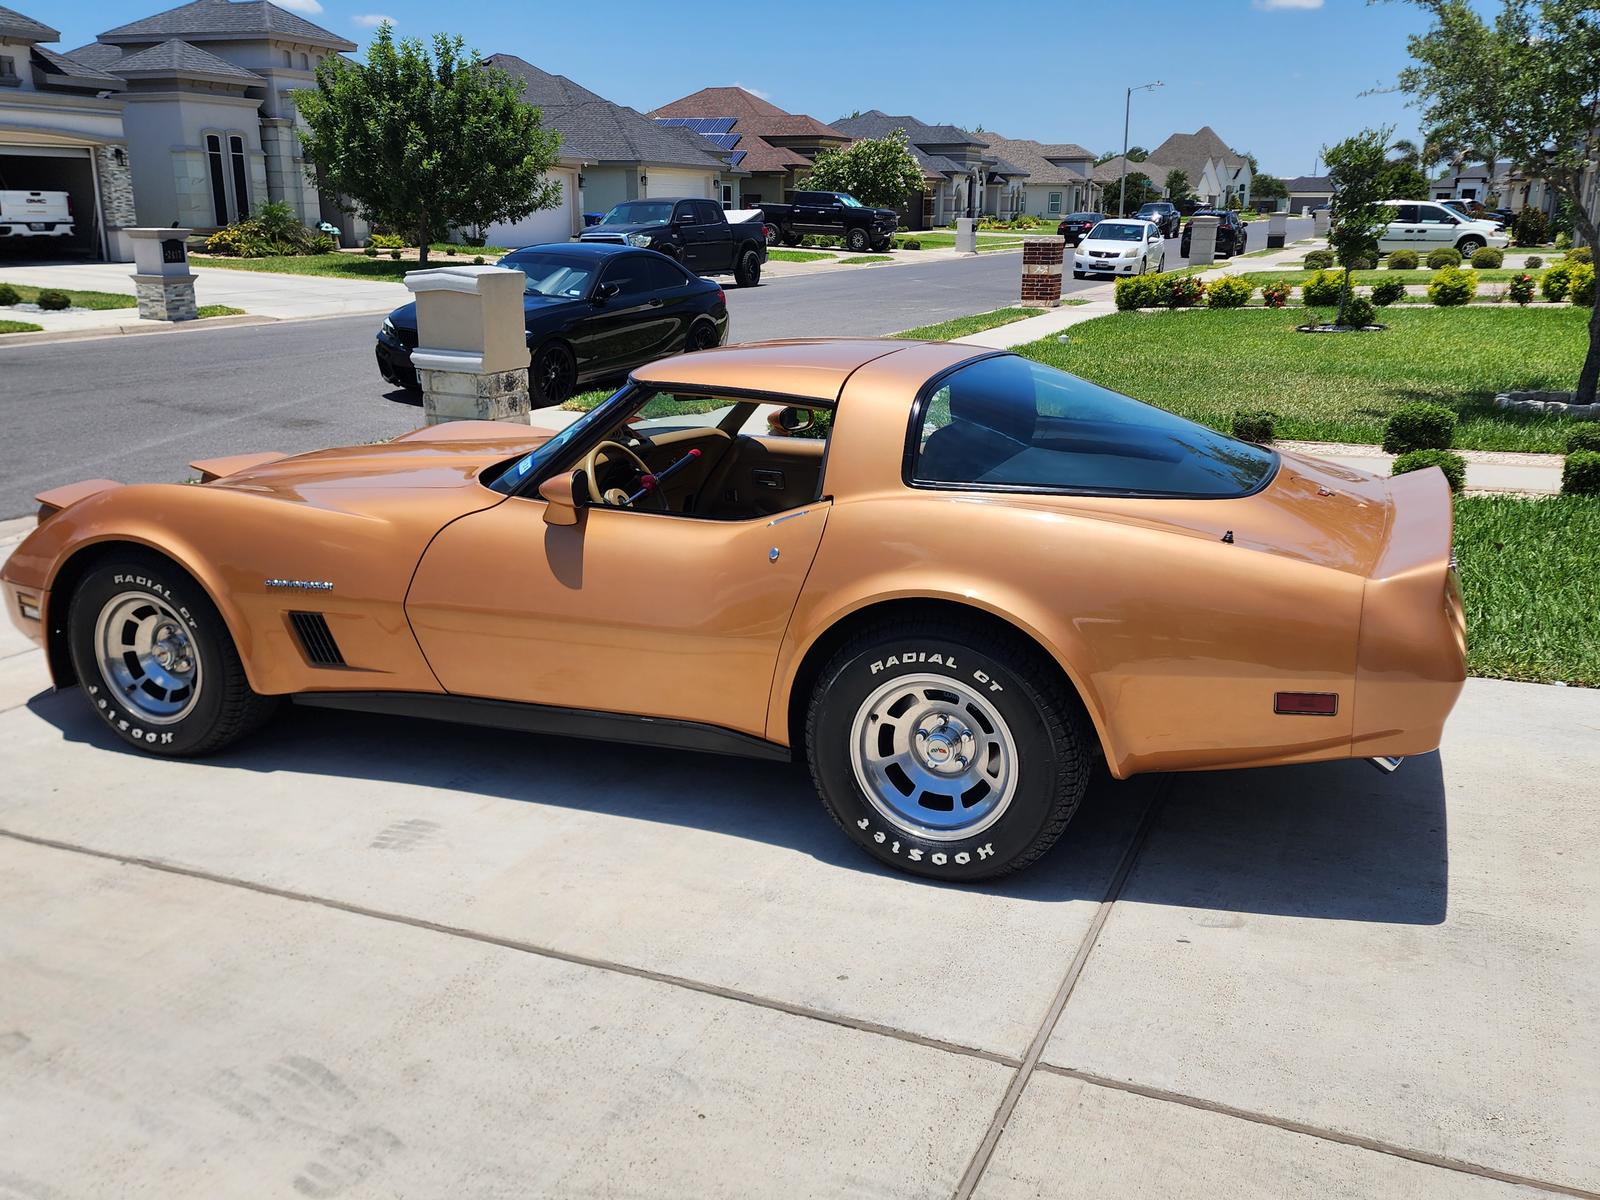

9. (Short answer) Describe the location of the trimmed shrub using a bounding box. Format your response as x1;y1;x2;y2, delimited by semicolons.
1159;274;1206;308
1114;274;1159;311
1205;276;1253;308
1469;246;1503;269
1339;255;1373;271
363;246;379;257
1568;262;1595;306
1426;246;1463;269
1341;295;1377;328
1260;279;1292;308
1525;255;1543;268
1370;278;1406;306
367;232;405;249
1386;249;1419;270
0;284;18;307
1542;263;1572;301
1427;266;1477;306
1565;426;1600;454
35;289;70;311
308;233;337;254
1384;402;1457;453
473;255;485;265
1302;249;1333;269
1562;450;1600;496
388;249;401;260
897;238;922;250
1231;410;1275;443
1507;272;1537;305
1301;269;1344;307
1512;207;1549;247
1566;246;1593;264
1555;231;1572;250
1392;448;1466;493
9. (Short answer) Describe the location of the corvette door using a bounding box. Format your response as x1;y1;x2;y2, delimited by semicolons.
405;500;831;738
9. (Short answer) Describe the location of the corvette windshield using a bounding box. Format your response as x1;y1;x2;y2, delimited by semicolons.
600;201;673;225
1089;223;1143;242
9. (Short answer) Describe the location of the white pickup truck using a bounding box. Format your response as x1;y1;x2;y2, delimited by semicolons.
0;190;74;240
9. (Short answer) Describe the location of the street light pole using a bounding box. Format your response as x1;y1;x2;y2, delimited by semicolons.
1119;80;1163;217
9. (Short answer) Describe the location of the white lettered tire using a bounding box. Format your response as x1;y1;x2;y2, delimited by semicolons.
805;617;1092;880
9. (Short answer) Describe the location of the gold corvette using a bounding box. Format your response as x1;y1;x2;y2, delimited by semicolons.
1;339;1466;879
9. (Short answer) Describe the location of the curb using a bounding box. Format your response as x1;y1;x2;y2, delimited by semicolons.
0;313;277;349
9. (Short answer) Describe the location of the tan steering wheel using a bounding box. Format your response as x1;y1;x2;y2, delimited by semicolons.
581;440;665;509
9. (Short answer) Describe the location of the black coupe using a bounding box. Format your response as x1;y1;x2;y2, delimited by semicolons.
376;243;730;406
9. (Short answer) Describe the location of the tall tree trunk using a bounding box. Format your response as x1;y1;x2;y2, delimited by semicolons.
1562;172;1598;405
416;210;430;267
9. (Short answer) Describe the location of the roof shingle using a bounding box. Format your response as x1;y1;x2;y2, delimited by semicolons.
98;0;356;52
831;110;988;149
108;37;266;82
651;87;846;143
32;44;127;88
0;4;58;42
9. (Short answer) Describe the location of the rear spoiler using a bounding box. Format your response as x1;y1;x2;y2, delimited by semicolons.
188;451;287;483
36;478;119;523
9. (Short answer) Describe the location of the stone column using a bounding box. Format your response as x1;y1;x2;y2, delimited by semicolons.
127;228;198;321
1020;236;1065;307
1313;207;1331;237
955;217;978;255
1187;215;1220;268
1267;211;1288;249
93;145;138;261
404;266;531;425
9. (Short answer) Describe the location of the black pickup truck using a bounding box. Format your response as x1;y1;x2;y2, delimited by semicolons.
578;197;767;286
758;190;899;251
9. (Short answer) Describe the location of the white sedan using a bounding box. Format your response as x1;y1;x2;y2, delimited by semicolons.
1072;219;1166;278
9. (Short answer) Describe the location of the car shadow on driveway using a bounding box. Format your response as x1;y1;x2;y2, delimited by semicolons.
25;690;1445;922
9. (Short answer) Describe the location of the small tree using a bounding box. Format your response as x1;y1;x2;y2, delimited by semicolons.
803;129;925;210
1253;173;1289;203
1163;169;1192;202
1397;0;1600;402
1321;128;1393;327
294;24;562;266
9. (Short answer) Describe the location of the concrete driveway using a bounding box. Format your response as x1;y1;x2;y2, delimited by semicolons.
0;538;1594;1198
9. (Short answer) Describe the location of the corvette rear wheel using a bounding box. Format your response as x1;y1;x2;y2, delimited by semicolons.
67;552;276;757
806;618;1091;880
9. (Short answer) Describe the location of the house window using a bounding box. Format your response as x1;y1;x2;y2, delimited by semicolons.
0;54;18;84
205;134;229;226
281;50;292;67
298;53;309;70
228;135;250;222
1048;192;1062;214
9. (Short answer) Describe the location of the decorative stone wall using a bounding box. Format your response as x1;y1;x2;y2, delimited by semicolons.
93;145;138;228
1020;236;1065;307
1495;391;1599;420
417;365;530;425
134;276;198;322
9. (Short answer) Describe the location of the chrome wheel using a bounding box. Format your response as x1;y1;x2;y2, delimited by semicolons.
849;673;1017;841
93;591;201;723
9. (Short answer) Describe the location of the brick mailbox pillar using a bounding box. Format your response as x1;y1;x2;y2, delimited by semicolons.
127;227;197;321
1020;235;1066;307
1187;215;1220;268
404;265;531;425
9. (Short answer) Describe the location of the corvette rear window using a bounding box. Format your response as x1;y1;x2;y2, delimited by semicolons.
910;355;1276;498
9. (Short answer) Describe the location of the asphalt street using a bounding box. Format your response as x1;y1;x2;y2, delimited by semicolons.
0;219;1310;516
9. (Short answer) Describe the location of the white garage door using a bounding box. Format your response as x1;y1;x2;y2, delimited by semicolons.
644;169;713;199
483;169;578;248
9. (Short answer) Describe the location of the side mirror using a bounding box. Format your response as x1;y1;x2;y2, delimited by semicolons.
771;405;816;434
595;281;620;302
539;472;581;526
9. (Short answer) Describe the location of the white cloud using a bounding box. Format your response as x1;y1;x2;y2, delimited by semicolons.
275;0;323;11
1253;0;1323;9
352;13;396;26
732;82;772;100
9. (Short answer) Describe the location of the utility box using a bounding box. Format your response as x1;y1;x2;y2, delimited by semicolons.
127;227;197;321
404;265;531;425
1020;236;1065;307
1187;215;1220;268
955;217;978;255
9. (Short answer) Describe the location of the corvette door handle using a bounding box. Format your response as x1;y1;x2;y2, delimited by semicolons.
752;468;785;489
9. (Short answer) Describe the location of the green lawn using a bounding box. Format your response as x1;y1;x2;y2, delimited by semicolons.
0;318;43;334
197;305;246;318
1455;496;1600;686
560;388;731;417
1248;267;1530;286
428;242;509;256
1014;307;1589;452
767;249;833;263
893;304;1080;340
0;283;137;310
839;254;893;265
193;253;420;279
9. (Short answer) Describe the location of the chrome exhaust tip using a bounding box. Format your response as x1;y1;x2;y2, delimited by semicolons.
1369;756;1404;774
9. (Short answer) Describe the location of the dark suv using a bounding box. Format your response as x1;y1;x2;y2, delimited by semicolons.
1135;201;1180;238
1180;209;1248;258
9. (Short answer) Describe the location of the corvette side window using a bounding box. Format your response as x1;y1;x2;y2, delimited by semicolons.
911;355;1276;498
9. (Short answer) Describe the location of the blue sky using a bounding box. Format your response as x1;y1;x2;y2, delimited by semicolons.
51;0;1445;177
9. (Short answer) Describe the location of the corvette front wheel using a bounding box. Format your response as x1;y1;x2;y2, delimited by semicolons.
805;618;1091;880
66;552;276;757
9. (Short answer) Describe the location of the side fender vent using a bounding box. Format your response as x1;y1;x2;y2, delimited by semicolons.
289;611;346;668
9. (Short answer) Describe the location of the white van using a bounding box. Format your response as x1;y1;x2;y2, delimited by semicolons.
0;190;74;239
1377;200;1509;257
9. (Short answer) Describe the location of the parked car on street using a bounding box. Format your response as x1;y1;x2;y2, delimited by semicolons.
1376;200;1510;256
578;198;766;287
4;341;1467;880
1056;211;1104;246
1072;218;1166;278
1179;209;1248;258
1134;200;1181;238
0;189;73;241
756;190;899;252
375;243;728;406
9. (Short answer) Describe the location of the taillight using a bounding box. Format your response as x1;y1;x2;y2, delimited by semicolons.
716;287;725;306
